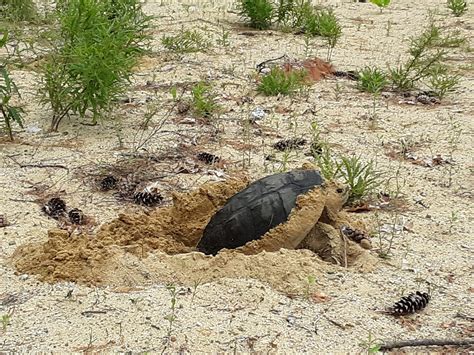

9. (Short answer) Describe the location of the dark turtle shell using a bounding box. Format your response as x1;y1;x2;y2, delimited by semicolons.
197;169;324;255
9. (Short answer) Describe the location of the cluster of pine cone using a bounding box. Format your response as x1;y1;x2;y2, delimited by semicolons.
42;198;84;225
98;175;163;207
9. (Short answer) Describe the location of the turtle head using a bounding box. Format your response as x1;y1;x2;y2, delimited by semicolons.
325;181;349;211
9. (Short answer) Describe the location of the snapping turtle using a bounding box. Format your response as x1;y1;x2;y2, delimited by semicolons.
197;169;348;255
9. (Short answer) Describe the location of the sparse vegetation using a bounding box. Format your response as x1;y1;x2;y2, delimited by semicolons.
0;31;24;141
447;0;467;16
369;0;391;12
40;0;152;131
257;67;306;96
0;0;37;21
313;9;342;60
238;0;274;30
357;67;388;94
1;310;13;331
162;29;211;53
338;155;380;203
164;284;178;340
191;82;219;119
315;147;380;203
389;24;461;95
359;332;382;354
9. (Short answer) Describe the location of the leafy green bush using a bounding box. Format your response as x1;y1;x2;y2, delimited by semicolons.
0;0;37;21
389;24;461;95
314;147;380;203
338;156;380;203
369;0;391;11
357;67;388;94
238;0;275;30
0;31;24;141
191;82;219;119
447;0;467;16
257;67;306;96
40;0;152;131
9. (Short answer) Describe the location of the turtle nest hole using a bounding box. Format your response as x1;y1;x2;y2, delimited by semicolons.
11;177;376;295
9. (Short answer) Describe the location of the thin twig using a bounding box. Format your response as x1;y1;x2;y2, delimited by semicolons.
380;338;474;351
7;156;69;171
81;310;108;316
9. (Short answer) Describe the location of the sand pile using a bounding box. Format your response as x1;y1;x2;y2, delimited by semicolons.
12;175;377;294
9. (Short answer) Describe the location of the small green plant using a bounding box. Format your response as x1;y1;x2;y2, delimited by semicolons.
426;65;460;99
40;0;152;131
369;0;391;12
315;147;380;203
191;82;219;119
0;32;24;141
338;156;380;203
161;29;211;53
388;23;460;94
357;67;388;94
359;332;382;354
164;284;178;339
238;0;274;30
314;145;339;181
447;0;467;16
257;67;306;96
0;0;37;21
216;27;231;47
1;309;13;332
304;275;316;300
448;210;458;234
315;9;342;61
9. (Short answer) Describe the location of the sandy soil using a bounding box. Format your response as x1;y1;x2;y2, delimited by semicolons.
1;0;473;352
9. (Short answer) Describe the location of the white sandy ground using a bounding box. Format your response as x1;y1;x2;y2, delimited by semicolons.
1;0;473;352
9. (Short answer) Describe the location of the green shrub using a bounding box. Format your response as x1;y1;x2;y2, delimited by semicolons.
0;31;24;141
191;82;219;119
314;147;380;203
357;67;388;94
238;0;274;30
447;0;467;16
162;29;211;53
369;0;391;11
257;67;306;96
338;156;380;203
40;0;152;131
389;24;461;94
0;0;37;21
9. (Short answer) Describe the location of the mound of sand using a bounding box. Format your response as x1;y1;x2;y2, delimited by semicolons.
11;175;377;294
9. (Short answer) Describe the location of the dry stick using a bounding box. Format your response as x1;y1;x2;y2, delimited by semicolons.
7;156;69;171
380;338;474;351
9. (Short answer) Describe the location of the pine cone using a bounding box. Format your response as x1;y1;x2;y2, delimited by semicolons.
99;175;118;191
42;198;66;219
197;152;220;165
273;138;307;151
117;176;139;199
388;291;430;315
68;208;84;225
133;188;163;207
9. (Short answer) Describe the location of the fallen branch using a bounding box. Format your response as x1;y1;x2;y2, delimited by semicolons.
380;338;474;351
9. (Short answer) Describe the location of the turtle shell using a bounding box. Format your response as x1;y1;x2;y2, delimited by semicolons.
197;169;324;255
